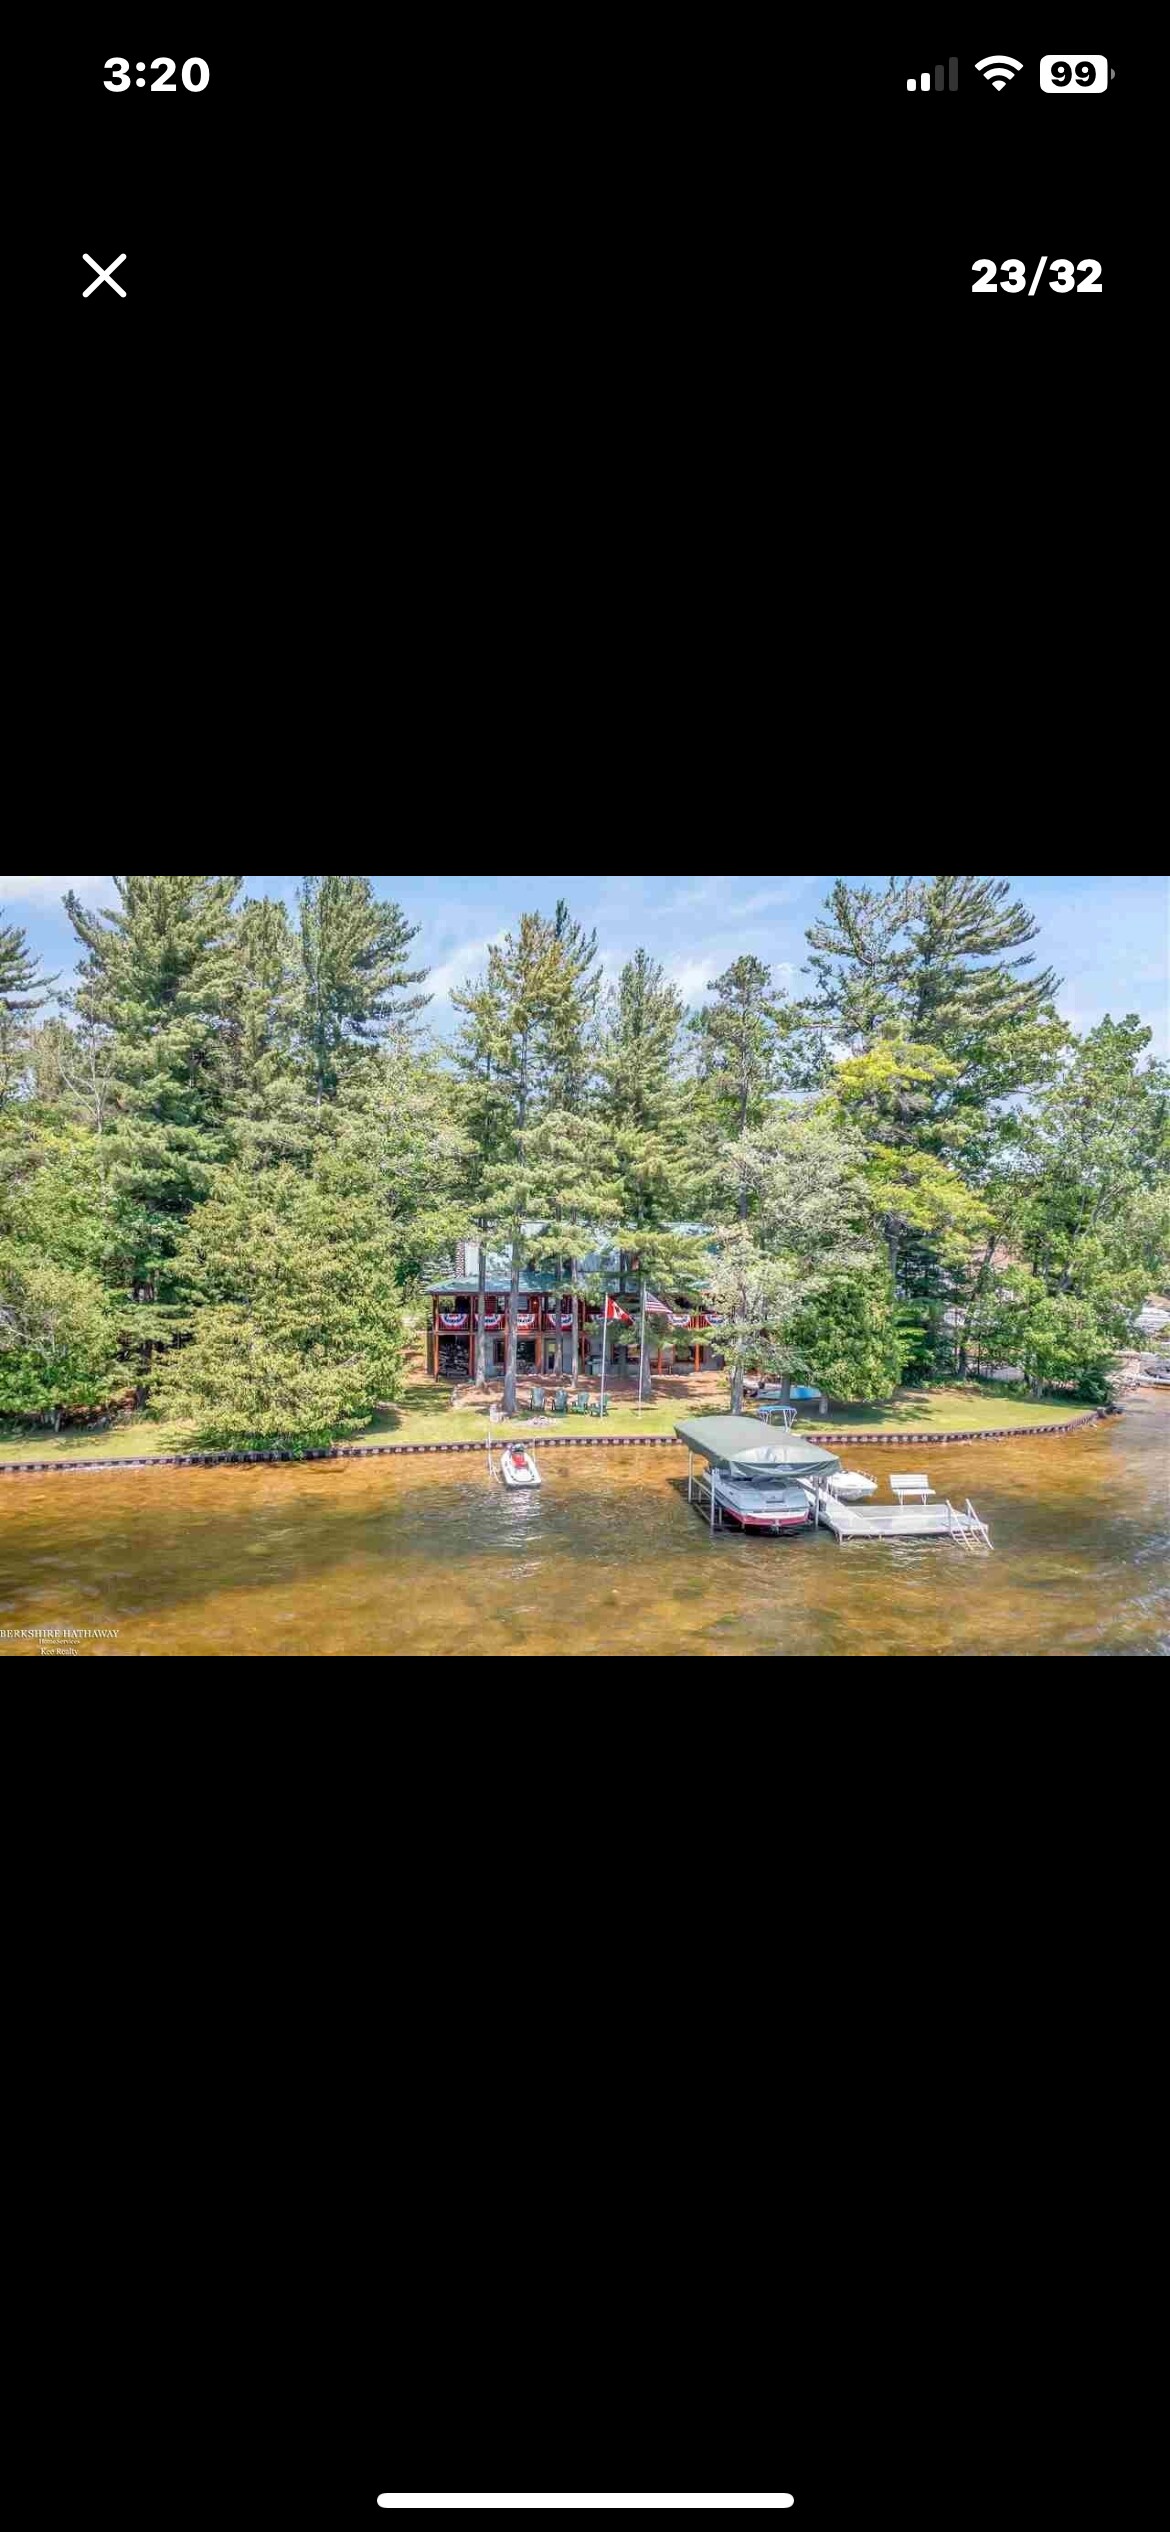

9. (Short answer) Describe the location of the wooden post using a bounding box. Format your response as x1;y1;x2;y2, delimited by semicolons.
432;1296;439;1380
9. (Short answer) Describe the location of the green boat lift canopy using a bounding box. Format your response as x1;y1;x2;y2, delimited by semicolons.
674;1417;840;1479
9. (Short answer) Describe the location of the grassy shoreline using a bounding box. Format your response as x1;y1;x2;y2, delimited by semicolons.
0;1384;1111;1465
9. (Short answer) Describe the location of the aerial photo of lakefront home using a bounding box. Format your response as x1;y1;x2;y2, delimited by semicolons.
0;871;1166;1659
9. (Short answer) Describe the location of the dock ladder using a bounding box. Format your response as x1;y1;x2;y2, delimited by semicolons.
945;1498;994;1552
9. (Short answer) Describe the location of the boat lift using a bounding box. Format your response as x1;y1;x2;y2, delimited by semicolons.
675;1417;992;1551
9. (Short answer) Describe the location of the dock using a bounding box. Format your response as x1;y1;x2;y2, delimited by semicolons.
805;1484;993;1550
674;1416;992;1552
685;1468;992;1549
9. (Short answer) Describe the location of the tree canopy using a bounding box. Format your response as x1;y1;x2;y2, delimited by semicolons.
0;874;1164;1442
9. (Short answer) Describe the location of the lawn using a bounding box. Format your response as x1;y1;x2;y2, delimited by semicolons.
800;1385;1096;1432
0;1380;1098;1464
0;1417;204;1463
0;1386;696;1462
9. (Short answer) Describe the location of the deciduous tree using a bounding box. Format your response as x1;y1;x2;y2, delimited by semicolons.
0;1246;119;1429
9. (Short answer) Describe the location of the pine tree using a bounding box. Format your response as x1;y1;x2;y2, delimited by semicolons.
787;1268;908;1405
485;1108;624;1391
0;908;52;1112
597;949;693;1235
690;956;796;1214
807;876;1066;1341
907;874;1060;1052
450;972;514;1387
457;911;606;1413
804;879;921;1052
64;875;243;1302
222;895;316;1170
548;898;602;1110
807;875;1064;1144
296;876;429;1099
150;1150;404;1450
545;901;605;1374
337;1040;471;1286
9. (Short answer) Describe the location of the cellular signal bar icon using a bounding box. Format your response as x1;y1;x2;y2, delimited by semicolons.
907;60;958;90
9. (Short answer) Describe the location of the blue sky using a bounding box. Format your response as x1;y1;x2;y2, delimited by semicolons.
2;871;1166;1055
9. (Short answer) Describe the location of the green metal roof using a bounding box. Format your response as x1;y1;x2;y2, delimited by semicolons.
425;1232;717;1300
674;1417;840;1476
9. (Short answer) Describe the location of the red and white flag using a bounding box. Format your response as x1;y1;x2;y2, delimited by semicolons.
604;1295;633;1323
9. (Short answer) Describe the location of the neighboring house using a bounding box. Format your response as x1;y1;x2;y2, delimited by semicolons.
422;1241;721;1382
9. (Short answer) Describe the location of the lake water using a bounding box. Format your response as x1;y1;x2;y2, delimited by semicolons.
1;1396;1166;1658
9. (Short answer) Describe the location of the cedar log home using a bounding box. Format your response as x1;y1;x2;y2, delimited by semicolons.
423;1242;725;1382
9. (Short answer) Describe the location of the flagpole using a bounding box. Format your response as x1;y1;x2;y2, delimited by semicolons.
638;1278;647;1410
600;1292;608;1418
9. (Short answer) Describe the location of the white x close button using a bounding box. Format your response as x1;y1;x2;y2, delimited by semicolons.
83;254;127;297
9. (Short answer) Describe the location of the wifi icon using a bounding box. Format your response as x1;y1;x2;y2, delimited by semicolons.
975;55;1023;89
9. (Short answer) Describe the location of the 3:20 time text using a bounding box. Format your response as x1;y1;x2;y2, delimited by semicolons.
103;57;209;90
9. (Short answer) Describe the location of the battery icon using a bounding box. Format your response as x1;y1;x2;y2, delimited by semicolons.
1039;56;1112;92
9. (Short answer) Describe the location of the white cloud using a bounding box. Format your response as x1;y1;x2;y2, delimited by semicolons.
425;935;503;1002
666;955;719;1005
0;876;112;907
730;881;820;917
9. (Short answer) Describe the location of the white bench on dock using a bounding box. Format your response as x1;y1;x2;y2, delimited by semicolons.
888;1472;936;1506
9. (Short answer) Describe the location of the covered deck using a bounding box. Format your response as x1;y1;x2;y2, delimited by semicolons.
425;1271;725;1382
